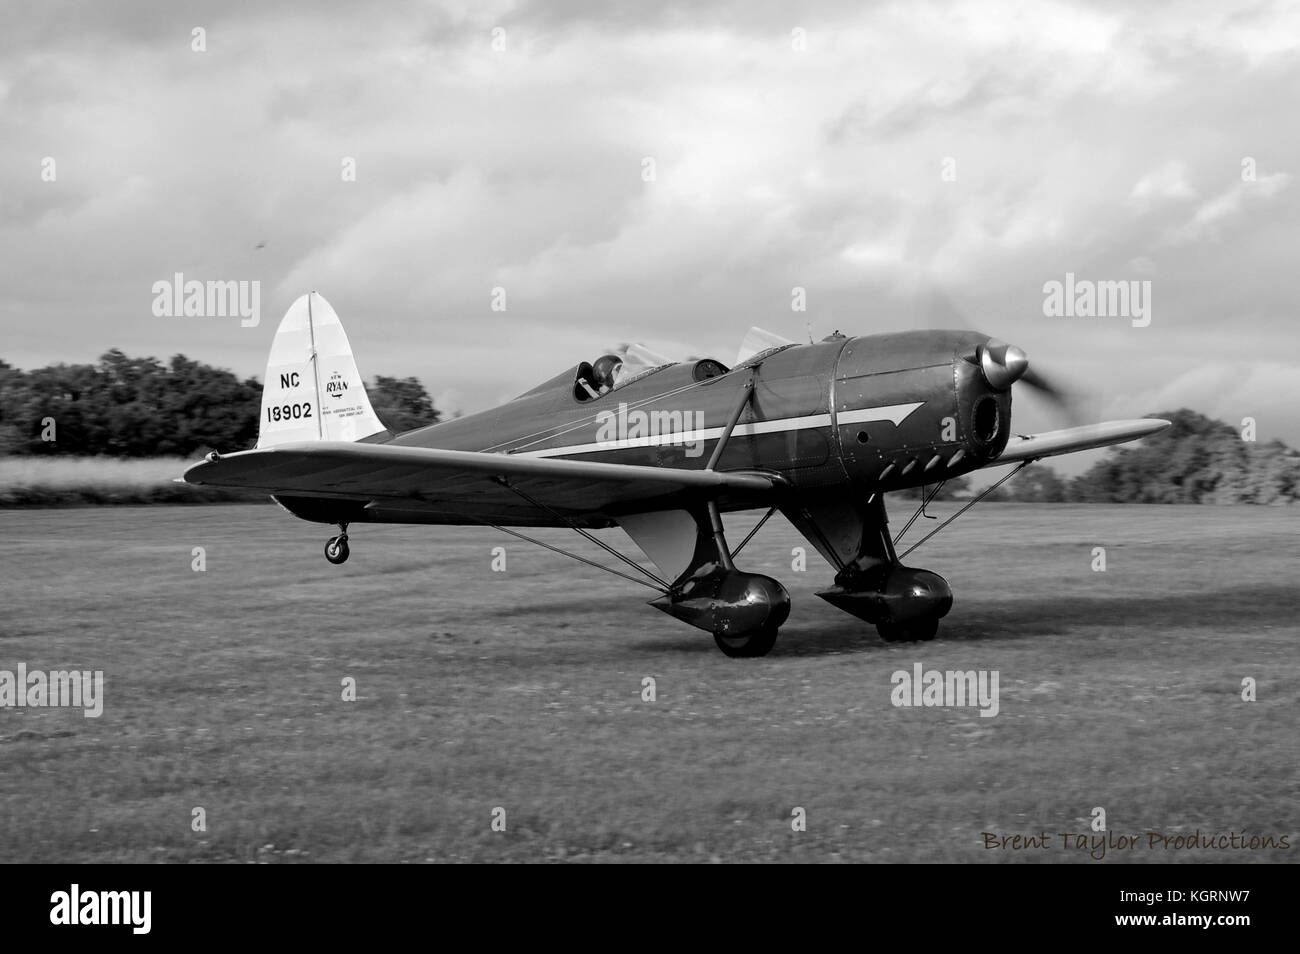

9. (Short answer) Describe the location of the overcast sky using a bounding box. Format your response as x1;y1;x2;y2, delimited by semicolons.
2;0;1297;455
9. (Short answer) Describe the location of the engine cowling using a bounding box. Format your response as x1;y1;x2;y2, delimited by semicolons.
832;330;1014;491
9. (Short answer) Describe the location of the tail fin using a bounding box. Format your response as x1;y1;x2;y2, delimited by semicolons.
257;292;387;447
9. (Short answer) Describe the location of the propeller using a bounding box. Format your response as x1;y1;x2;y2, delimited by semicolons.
911;276;1091;427
1018;366;1085;425
975;338;1089;427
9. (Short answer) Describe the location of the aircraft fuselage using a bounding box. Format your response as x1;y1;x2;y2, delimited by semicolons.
380;329;1010;522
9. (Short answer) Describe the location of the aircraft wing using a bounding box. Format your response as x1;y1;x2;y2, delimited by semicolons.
987;418;1169;466
182;441;777;525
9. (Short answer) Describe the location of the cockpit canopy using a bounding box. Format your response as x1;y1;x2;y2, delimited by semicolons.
573;343;727;401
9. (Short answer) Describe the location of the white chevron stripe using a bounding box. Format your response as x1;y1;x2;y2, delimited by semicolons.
837;403;924;426
513;402;923;459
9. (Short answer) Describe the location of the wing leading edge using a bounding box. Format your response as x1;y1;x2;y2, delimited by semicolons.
183;441;777;520
988;418;1170;466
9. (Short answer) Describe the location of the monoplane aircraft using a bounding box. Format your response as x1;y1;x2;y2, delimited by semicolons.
184;293;1168;656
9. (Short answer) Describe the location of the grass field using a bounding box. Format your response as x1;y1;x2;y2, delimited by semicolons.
0;502;1296;863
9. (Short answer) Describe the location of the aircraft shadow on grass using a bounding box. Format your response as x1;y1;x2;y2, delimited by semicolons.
621;582;1296;657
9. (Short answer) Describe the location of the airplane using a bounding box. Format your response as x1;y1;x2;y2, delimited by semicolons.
183;292;1169;657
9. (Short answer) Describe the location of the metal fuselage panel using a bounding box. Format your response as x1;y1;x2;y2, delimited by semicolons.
832;330;1012;489
391;339;848;485
360;330;1011;524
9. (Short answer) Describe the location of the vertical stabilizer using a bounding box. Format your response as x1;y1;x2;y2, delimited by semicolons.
257;292;386;447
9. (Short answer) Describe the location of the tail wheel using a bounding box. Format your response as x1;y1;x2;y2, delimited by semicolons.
876;619;938;643
713;626;779;658
324;535;350;565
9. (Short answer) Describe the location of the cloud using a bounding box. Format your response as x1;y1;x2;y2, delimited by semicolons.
0;0;1298;448
1160;172;1291;245
1129;160;1196;209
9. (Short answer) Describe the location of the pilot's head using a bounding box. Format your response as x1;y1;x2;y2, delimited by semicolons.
591;354;623;392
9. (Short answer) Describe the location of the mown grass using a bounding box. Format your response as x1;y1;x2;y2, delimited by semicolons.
0;456;265;506
0;503;1295;863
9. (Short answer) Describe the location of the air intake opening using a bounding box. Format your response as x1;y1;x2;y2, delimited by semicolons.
972;396;1001;444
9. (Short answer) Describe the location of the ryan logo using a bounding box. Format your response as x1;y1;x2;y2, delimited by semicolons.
325;371;349;399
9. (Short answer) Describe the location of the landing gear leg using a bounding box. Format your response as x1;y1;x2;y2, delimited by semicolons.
644;503;790;658
324;523;350;565
786;494;951;643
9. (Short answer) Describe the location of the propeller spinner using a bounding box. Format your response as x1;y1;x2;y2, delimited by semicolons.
978;337;1083;425
978;339;1029;390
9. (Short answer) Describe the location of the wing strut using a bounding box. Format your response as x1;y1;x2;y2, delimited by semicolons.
706;373;755;471
892;483;947;546
490;477;671;591
477;372;765;594
465;516;668;593
731;505;777;558
699;372;759;572
895;461;1031;559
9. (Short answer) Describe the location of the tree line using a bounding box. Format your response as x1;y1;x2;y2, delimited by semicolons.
0;350;440;457
987;409;1300;504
